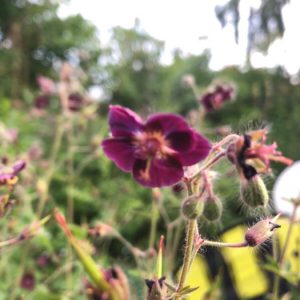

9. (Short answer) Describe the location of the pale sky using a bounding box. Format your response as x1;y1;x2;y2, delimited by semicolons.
58;0;300;77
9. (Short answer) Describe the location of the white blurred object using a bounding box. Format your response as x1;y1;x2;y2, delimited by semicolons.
273;161;300;220
87;86;103;102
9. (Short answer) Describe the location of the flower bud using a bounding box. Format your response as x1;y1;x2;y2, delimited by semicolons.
240;175;269;208
19;215;51;241
20;271;35;291
245;215;281;247
145;277;168;300
86;267;130;300
181;195;204;220
203;195;223;221
88;223;115;237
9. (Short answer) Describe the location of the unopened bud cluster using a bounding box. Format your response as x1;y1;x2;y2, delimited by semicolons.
203;195;223;221
181;195;204;220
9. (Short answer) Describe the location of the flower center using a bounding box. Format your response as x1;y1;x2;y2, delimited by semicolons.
134;132;168;160
145;138;160;156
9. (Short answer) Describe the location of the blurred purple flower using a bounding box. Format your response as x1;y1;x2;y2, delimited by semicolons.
36;254;51;267
200;84;234;112
101;105;211;187
20;271;35;291
34;95;50;110
0;160;26;186
68;93;83;111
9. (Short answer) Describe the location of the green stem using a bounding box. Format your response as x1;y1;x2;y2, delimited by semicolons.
114;233;141;267
202;240;248;248
191;151;226;181
212;134;240;150
165;217;182;274
176;219;196;298
37;119;65;217
279;205;298;264
272;204;299;300
66;117;76;293
149;198;159;249
272;275;280;300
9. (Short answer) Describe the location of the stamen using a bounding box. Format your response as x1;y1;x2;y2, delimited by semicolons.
139;158;152;181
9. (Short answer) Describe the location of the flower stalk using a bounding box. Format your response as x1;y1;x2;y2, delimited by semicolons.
202;240;248;248
176;219;197;298
272;200;300;300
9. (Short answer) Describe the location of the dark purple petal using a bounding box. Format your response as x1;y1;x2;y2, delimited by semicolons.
174;130;211;166
201;93;214;112
133;157;183;187
166;130;193;152
101;138;136;172
145;113;189;135
109;105;144;137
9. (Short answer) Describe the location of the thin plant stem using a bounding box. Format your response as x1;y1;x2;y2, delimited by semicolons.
176;219;197;298
191;150;226;181
272;203;299;300
166;217;183;274
202;240;248;248
149;198;159;249
74;152;97;177
44;260;76;285
212;134;240;150
279;204;299;264
66;117;76;293
272;272;280;300
37;119;65;217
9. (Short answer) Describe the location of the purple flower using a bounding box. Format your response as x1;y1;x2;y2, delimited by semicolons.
20;271;35;291
68;93;83;111
200;84;234;112
101;105;211;187
34;94;50;109
0;160;26;186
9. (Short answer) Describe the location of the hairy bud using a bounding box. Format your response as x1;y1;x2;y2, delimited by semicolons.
245;215;281;247
203;195;223;221
181;195;204;220
145;277;168;300
240;175;269;208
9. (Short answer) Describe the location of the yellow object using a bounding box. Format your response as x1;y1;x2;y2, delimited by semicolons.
182;255;212;300
220;226;268;298
277;217;300;284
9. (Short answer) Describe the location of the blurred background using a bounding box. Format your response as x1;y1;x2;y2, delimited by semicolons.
0;0;299;299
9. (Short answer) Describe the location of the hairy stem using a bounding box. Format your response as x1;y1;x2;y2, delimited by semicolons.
203;240;248;248
176;219;196;298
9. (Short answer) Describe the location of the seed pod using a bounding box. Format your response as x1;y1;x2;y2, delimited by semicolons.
181;195;204;220
203;195;223;221
240;175;269;207
245;215;281;247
